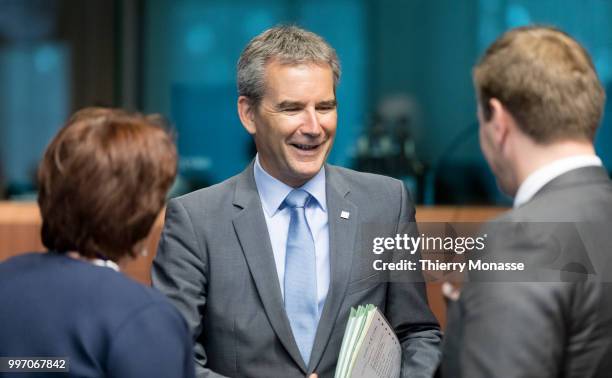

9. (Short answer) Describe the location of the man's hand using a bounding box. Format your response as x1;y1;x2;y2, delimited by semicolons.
308;374;318;378
442;281;461;303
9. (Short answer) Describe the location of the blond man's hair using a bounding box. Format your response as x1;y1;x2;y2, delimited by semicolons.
474;26;605;143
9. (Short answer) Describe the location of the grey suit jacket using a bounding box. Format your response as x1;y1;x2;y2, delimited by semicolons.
441;166;612;378
153;162;442;378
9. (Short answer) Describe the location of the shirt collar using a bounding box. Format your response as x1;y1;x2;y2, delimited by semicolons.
253;154;327;217
514;154;603;208
91;258;120;272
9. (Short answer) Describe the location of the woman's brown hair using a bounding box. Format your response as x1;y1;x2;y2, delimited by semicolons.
37;107;177;261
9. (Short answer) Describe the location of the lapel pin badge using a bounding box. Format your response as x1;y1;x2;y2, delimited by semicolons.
340;211;350;219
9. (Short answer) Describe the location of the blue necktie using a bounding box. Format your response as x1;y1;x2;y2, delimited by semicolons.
283;189;318;365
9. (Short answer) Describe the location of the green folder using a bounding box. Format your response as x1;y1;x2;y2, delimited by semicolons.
334;305;401;378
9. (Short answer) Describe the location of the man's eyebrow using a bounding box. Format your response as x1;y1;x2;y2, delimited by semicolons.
275;99;337;110
317;100;337;107
276;101;305;109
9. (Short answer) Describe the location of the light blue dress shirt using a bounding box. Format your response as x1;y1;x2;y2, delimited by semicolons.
253;155;330;315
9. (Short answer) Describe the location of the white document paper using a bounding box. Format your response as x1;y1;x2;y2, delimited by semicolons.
335;305;401;378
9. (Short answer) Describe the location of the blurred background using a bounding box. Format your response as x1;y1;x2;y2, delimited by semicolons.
0;0;610;205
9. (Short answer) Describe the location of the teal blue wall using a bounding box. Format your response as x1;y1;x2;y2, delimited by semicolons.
1;0;611;203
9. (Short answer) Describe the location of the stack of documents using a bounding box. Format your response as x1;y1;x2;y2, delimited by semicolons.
334;304;401;378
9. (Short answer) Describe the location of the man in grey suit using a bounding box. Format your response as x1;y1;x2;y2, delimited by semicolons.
153;25;441;378
441;26;612;377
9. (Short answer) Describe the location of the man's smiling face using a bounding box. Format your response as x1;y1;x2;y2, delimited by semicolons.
250;61;337;187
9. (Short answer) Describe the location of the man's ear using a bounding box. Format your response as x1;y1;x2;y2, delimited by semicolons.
488;98;510;146
238;96;257;135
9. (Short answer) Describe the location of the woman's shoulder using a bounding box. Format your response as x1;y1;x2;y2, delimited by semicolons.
1;252;176;318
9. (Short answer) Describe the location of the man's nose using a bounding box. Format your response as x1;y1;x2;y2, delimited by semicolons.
300;108;322;136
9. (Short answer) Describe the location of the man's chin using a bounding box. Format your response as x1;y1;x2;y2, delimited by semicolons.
287;162;325;185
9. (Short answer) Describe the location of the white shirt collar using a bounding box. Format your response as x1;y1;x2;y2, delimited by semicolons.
253;154;327;217
91;258;120;271
514;155;603;208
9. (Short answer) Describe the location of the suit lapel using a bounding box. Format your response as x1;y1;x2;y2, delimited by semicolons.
308;166;358;370
231;163;307;373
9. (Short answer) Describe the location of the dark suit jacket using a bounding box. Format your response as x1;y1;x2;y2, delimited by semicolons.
441;166;612;378
152;163;442;378
0;252;195;378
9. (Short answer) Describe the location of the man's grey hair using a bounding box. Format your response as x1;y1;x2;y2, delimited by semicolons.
237;25;341;106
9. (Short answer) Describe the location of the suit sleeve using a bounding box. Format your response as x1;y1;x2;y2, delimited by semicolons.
388;180;443;378
107;302;196;377
152;199;229;378
448;282;568;378
442;224;571;378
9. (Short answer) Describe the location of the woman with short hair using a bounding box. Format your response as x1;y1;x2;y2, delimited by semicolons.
0;108;195;377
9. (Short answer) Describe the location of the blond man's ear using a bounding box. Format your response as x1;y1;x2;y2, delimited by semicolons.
488;98;511;147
